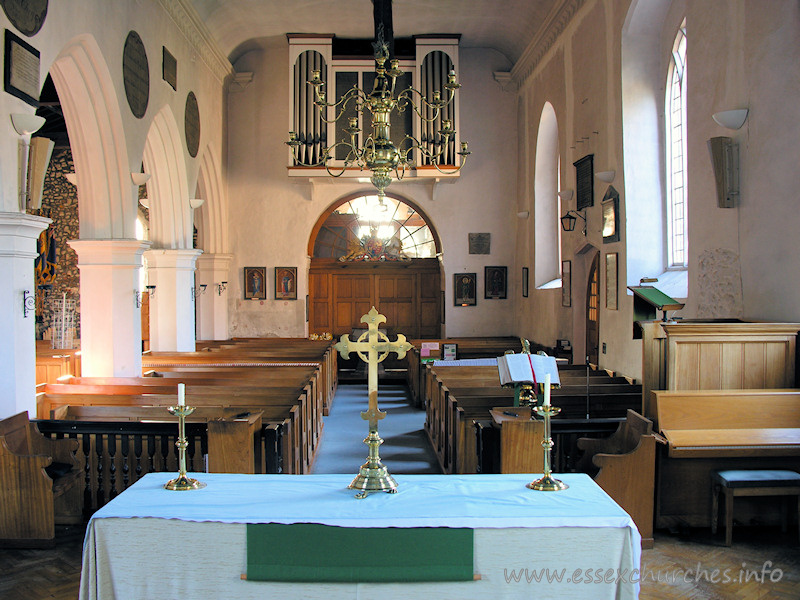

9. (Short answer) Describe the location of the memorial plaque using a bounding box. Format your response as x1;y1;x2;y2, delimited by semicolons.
468;233;490;255
162;46;177;91
4;30;39;106
122;30;149;119
185;91;200;157
1;0;48;37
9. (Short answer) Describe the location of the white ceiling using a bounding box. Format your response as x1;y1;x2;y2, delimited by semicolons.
190;0;559;65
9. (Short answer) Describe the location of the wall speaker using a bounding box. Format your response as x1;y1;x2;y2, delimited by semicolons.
27;136;55;210
707;136;739;208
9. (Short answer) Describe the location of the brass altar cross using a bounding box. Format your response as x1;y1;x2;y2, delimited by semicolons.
334;306;412;498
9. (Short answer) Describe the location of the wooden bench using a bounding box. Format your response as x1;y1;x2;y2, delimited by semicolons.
0;412;82;547
653;389;800;529
576;410;656;548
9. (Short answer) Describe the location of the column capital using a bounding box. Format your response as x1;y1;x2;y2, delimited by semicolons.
196;252;234;270
0;212;51;259
69;239;152;266
144;248;203;270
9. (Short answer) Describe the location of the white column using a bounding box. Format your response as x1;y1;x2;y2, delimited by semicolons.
145;248;203;351
0;213;51;418
195;253;233;341
68;239;151;378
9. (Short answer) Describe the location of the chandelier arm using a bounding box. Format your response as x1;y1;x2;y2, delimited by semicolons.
314;90;369;125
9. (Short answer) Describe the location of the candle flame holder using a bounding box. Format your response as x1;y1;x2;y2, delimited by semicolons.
164;405;206;491
527;404;568;491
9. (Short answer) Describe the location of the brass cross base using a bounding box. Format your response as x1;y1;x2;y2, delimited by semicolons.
164;474;207;491
348;430;398;499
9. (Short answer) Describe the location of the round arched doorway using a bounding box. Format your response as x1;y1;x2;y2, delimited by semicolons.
308;193;442;338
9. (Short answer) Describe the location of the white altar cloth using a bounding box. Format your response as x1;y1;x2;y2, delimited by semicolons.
79;473;641;600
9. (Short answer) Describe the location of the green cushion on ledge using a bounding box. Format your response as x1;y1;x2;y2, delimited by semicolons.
247;523;474;582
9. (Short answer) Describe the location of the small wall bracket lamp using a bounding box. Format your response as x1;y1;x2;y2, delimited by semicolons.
23;290;35;318
216;281;228;295
191;284;208;300
560;210;586;235
145;284;156;299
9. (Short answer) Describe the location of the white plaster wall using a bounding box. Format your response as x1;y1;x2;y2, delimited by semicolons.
517;0;800;382
226;40;517;337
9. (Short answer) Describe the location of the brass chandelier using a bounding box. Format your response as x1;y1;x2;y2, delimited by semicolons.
287;10;470;200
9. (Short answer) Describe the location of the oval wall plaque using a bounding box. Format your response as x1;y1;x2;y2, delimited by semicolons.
1;0;48;37
185;91;200;158
122;31;149;119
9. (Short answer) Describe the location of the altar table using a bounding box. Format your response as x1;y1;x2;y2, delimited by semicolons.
79;473;640;600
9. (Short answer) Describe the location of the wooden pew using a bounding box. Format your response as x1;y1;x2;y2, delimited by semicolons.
39;386;312;475
0;412;82;547
424;362;642;474
653;389;800;529
576;410;656;549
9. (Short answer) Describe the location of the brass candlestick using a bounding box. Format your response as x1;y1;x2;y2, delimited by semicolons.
527;404;568;491
164;405;206;491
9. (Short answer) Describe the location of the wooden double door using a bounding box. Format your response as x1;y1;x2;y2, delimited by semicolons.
309;259;441;338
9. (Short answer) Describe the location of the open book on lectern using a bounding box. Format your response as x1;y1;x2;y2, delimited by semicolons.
497;353;561;386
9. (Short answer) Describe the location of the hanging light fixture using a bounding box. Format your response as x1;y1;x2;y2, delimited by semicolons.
287;0;470;200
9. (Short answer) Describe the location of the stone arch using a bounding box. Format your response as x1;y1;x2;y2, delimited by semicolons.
48;34;134;239
142;105;191;249
194;144;227;254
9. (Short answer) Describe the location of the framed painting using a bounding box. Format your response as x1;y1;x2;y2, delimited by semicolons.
561;260;572;308
244;267;266;300
275;267;297;300
605;253;618;310
522;267;529;298
485;266;507;299
602;186;620;243
454;273;477;306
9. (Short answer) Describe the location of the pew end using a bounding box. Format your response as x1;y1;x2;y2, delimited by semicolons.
0;412;83;547
576;410;656;548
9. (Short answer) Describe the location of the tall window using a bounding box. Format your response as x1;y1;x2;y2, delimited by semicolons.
666;22;687;267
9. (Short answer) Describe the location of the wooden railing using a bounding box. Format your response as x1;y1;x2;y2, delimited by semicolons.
35;420;284;515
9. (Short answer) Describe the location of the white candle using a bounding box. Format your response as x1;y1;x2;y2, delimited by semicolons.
543;373;551;406
178;383;185;406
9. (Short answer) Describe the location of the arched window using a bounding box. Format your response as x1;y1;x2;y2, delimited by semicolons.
665;22;687;268
534;102;561;288
312;195;436;259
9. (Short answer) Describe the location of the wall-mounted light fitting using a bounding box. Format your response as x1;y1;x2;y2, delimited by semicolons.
557;190;574;201
216;281;228;295
10;113;45;136
560;210;586;236
23;290;35;318
189;198;205;210
131;172;151;186
712;108;748;130
145;284;156;299
595;170;615;183
11;114;47;211
191;284;208;300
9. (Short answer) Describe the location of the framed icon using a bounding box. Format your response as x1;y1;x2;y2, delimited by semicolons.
454;273;477;306
244;267;266;300
274;267;297;300
484;266;507;299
